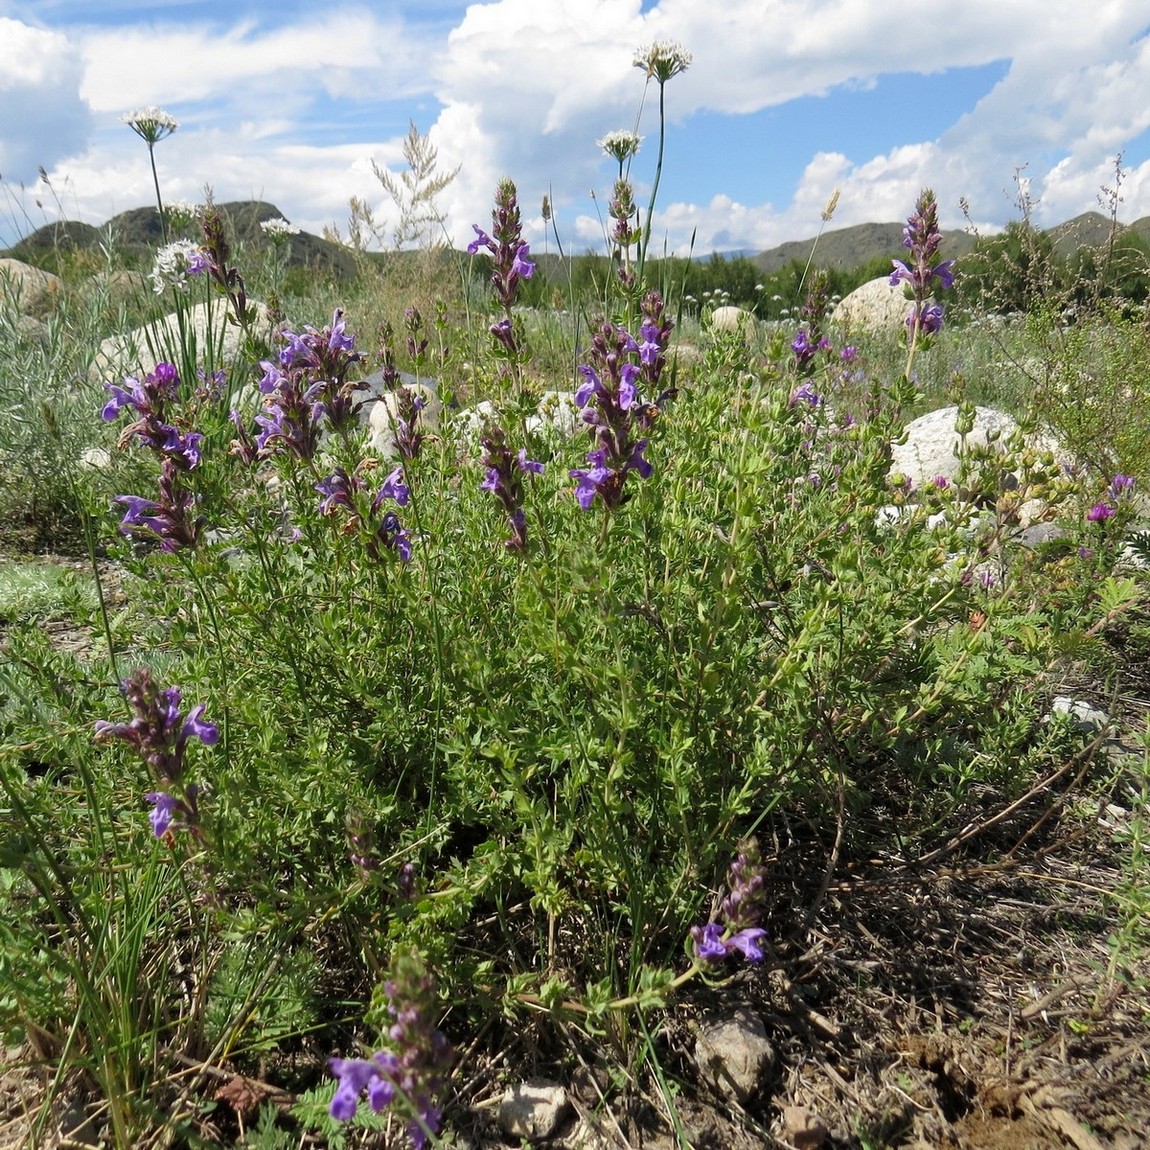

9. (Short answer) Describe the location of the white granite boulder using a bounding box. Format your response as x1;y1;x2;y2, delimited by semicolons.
91;297;272;381
0;258;62;317
707;305;757;337
890;405;1022;490
831;276;910;332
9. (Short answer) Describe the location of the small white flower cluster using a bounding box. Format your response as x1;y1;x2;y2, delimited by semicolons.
633;41;693;83
122;106;179;143
164;199;200;232
150;238;200;294
597;130;642;164
260;217;300;240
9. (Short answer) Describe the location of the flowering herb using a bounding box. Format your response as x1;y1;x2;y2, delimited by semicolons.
259;217;299;240
569;291;673;511
631;41;691;280
689;838;768;965
254;308;362;460
329;950;452;1149
480;424;543;551
315;461;413;563
122;106;178;242
103;362;205;550
114;459;204;551
150;239;210;294
792;270;832;376
632;41;693;84
468;179;534;363
1110;474;1136;499
95;667;217;840
598;130;642;169
121;106;178;145
891;189;953;346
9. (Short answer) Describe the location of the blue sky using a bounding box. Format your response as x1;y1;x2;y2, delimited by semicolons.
2;1;1149;255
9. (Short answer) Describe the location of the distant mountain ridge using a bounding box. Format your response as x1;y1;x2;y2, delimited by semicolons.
5;204;1149;279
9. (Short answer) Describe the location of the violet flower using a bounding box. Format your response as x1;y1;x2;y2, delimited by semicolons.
1087;502;1115;522
1110;474;1136;499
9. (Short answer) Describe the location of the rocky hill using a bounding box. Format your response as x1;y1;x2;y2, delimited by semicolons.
3;201;356;278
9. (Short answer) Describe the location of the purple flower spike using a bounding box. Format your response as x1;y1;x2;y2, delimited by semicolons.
1087;502;1115;522
479;425;541;551
97;668;215;840
690;838;769;966
329;950;452;1147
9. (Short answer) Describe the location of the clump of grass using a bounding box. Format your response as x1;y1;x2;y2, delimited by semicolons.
0;559;95;621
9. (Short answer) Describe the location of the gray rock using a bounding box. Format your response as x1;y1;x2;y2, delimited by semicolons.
831;276;910;331
1049;696;1109;733
91;297;272;380
694;1007;775;1104
0;257;62;317
497;1078;571;1140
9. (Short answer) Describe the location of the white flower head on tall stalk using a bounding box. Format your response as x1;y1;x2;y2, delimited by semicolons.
123;106;179;243
633;41;692;85
597;130;642;166
121;106;179;146
629;41;691;283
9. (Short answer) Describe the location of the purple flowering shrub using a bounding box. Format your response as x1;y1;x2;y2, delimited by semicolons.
13;165;1147;1150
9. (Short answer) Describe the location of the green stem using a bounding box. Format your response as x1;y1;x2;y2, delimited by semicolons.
636;80;667;290
148;143;168;245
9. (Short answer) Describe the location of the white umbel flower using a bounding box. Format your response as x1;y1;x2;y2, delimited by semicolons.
122;106;179;144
